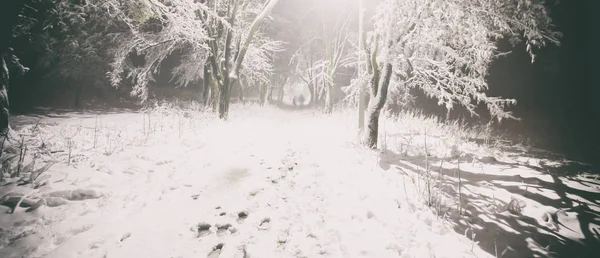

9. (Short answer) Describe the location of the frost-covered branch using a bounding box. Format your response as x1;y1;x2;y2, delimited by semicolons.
106;0;210;100
241;35;285;86
370;0;560;121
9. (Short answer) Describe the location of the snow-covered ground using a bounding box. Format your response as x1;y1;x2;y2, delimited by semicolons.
1;104;598;258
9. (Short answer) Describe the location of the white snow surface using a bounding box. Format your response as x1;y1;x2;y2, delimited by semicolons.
1;105;598;258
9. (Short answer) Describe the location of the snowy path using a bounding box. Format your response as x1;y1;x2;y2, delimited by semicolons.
2;107;491;258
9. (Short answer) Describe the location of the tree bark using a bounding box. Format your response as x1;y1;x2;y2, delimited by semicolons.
0;57;10;136
238;80;244;102
218;81;230;119
365;63;392;149
276;74;287;103
365;103;381;148
307;82;314;106
277;83;285;103
211;78;219;112
259;83;267;106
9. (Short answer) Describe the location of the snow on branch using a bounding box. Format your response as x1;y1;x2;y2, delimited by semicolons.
371;0;560;121
241;34;285;86
105;0;211;100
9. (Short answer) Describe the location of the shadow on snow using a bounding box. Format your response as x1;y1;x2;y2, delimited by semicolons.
378;149;600;258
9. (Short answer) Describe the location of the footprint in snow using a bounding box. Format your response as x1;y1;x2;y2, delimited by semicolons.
237;211;248;224
367;211;375;219
207;243;224;258
216;223;233;237
197;222;212;238
120;232;132;242
258;217;271;230
248;188;262;199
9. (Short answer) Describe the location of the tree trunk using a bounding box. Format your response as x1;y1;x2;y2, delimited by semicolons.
258;83;267;106
204;84;212;107
357;0;366;131
267;86;273;103
218;79;231;119
0;57;10;136
325;84;334;113
211;79;219;112
237;77;246;102
365;104;381;148
307;82;314;106
365;63;393;149
318;87;326;106
278;84;285;103
238;84;244;102
203;83;211;106
202;65;211;106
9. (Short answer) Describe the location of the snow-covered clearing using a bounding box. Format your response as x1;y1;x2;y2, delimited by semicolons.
1;104;598;258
